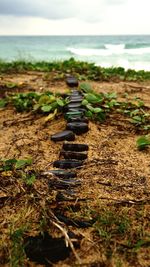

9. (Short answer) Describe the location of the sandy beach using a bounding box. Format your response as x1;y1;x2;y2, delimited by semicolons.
0;70;150;266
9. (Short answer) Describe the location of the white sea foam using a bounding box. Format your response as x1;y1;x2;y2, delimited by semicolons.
67;47;109;56
67;46;150;56
104;43;125;50
96;59;150;71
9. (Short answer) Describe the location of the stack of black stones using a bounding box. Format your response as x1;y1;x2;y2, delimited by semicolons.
48;77;89;193
25;78;90;265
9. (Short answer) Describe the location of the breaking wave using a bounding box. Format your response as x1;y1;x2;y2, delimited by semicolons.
67;45;150;56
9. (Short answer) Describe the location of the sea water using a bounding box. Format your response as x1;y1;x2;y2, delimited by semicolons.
0;35;150;71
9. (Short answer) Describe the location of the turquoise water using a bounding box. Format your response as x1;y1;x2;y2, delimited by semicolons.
0;35;150;70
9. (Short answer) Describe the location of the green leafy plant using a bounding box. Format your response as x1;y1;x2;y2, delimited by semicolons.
79;82;93;93
0;158;33;171
0;91;67;119
0;158;17;171
79;83;150;128
137;135;150;150
15;159;33;169
116;96;150;130
11;92;40;112
0;99;8;108
80;83;119;122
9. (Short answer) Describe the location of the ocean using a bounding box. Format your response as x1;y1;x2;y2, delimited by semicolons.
0;35;150;71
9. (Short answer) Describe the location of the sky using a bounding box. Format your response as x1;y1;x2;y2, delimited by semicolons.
0;0;149;35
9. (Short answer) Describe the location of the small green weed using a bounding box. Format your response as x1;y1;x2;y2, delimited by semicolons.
0;158;37;186
94;211;130;240
137;135;150;150
0;98;8;108
0;158;33;171
21;172;36;186
10;227;26;267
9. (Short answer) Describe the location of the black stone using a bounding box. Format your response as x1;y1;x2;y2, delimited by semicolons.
64;111;84;120
49;179;81;189
51;130;75;141
56;192;76;201
60;150;87;160
67;116;89;123
67;102;82;109
24;233;71;265
42;170;77;179
63;143;89;152
70;91;81;96
66;122;89;135
66;77;79;88
53;160;83;169
67;108;86;113
69;97;83;102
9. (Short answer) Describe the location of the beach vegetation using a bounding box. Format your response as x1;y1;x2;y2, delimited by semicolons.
79;82;150;131
0;92;67;117
0;82;149;133
0;58;150;81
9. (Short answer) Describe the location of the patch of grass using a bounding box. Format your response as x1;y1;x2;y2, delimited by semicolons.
88;206;150;264
9;227;27;267
94;210;130;242
63;202;150;265
0;158;36;187
21;172;36;186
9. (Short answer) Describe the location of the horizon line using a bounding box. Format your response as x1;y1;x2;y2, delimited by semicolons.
0;34;150;37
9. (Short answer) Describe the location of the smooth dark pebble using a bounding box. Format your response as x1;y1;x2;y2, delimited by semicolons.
66;77;79;88
67;108;86;113
69;97;83;102
66;122;89;135
42;170;77;178
60;150;87;160
67;116;89;123
53;160;83;169
67;103;82;109
64;111;84;120
63;143;89;152
51;130;75;142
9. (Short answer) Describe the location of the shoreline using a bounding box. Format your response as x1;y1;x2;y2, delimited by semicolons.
0;35;150;71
